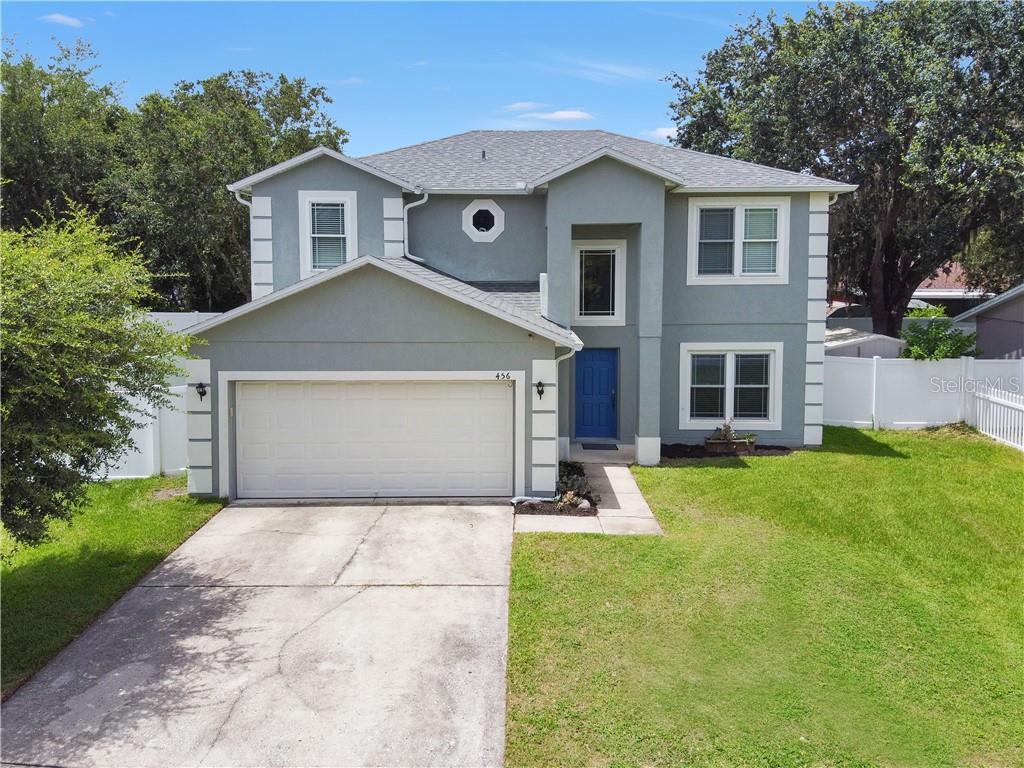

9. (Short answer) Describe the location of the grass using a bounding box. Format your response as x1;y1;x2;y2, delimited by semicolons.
507;427;1024;767
1;475;222;696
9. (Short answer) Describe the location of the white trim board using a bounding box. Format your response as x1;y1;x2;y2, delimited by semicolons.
217;370;527;499
186;256;582;350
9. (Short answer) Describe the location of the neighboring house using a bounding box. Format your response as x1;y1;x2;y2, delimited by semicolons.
914;262;991;317
182;130;855;499
954;283;1024;360
825;327;906;358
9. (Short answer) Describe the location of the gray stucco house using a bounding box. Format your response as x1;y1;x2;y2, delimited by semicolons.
954;283;1024;360
182;130;855;499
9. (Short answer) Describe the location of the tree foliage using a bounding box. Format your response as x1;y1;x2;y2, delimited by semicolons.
667;1;1024;335
1;43;348;311
1;209;191;544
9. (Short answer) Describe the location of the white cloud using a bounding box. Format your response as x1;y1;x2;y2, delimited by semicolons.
38;13;84;27
520;109;594;122
502;101;548;113
555;56;660;85
644;127;676;141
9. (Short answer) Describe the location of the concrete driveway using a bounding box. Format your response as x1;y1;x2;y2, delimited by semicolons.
1;504;512;767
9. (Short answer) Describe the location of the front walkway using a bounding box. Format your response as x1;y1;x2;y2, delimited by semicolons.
514;459;663;536
1;505;512;767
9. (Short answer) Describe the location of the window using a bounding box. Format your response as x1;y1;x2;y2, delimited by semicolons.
298;190;358;279
687;197;790;284
679;342;783;429
462;199;505;242
572;240;626;326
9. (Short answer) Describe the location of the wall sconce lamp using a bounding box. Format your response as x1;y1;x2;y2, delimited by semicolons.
194;382;208;401
535;381;547;399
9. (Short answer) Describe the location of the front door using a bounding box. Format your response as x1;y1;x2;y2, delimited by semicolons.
575;349;618;439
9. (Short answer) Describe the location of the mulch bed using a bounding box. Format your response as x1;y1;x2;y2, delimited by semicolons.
514;500;598;516
661;443;793;459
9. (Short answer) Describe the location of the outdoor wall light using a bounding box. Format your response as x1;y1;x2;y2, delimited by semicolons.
194;382;208;401
535;381;546;399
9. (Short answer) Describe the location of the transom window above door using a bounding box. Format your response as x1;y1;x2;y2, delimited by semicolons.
679;342;783;430
298;190;358;279
687;197;790;285
573;239;627;326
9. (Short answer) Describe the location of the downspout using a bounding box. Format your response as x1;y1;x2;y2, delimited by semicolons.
403;189;429;263
233;190;252;209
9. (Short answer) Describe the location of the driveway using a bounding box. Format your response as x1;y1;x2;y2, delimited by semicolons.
1;504;512;767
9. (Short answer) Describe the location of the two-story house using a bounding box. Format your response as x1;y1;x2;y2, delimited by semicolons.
182;130;856;499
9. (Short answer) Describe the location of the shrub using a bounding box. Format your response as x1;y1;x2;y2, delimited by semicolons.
901;307;977;360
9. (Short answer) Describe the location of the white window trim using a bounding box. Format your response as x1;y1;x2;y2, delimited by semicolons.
679;342;783;430
572;239;627;327
298;190;358;279
461;199;505;243
686;197;790;285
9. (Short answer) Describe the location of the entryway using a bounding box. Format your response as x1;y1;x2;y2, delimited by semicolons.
575;348;618;439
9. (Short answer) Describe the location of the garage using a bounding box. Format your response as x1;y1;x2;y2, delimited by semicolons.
234;379;515;498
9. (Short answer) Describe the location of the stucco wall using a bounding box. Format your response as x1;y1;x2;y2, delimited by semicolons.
195;266;557;497
976;293;1024;359
406;194;547;281
252;155;405;291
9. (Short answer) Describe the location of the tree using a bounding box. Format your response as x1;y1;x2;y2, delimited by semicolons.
960;228;1024;294
900;307;977;360
100;71;347;311
667;1;1024;335
0;40;126;229
0;209;190;545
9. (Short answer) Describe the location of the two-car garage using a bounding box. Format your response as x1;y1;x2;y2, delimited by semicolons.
234;379;515;498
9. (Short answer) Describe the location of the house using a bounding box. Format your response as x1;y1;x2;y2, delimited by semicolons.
914;262;991;317
824;327;906;358
181;130;856;499
954;283;1024;359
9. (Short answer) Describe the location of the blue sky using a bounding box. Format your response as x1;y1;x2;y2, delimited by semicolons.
3;2;812;155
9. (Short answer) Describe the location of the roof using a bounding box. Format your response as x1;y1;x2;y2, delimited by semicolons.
914;262;989;299
187;256;582;349
147;311;222;332
226;146;418;193
824;327;906;350
359;130;857;193
953;282;1024;322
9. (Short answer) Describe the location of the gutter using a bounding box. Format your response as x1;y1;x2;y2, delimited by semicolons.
403;189;429;263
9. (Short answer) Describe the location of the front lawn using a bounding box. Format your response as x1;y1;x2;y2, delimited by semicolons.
507;427;1023;767
1;475;222;696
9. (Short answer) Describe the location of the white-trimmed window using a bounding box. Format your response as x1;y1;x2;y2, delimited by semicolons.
299;190;358;278
462;199;505;242
687;197;790;285
572;239;626;326
679;342;783;430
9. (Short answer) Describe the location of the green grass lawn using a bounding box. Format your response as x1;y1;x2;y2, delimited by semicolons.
1;475;222;696
507;427;1023;767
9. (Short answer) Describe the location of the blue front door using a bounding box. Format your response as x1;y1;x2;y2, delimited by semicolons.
575;349;618;439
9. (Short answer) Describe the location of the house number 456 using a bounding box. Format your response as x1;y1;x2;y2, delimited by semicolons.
494;372;512;380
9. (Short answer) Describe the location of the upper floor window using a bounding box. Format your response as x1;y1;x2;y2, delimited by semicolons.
462;199;505;242
573;239;626;326
298;190;358;279
687;197;790;285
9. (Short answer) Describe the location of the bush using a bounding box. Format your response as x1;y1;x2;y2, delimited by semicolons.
901;309;977;360
557;461;600;506
1;209;190;544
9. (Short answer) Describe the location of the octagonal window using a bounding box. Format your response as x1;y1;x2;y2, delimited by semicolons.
462;199;505;242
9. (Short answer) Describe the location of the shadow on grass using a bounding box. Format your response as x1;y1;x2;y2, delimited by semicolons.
816;426;907;458
660;456;751;470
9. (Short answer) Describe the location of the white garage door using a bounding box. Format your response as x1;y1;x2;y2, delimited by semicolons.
235;380;514;498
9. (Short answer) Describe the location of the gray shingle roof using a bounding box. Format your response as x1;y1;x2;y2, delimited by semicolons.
359;130;853;192
378;258;576;345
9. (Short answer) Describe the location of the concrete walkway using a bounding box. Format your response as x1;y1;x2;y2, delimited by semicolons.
514;462;663;536
1;505;512;767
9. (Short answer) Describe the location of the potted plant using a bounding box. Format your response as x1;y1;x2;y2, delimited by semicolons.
704;421;756;455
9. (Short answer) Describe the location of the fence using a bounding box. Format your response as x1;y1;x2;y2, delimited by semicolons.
824;356;1024;450
104;385;188;479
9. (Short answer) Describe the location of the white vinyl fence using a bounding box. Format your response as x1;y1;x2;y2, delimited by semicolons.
825;356;1024;450
103;385;188;479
